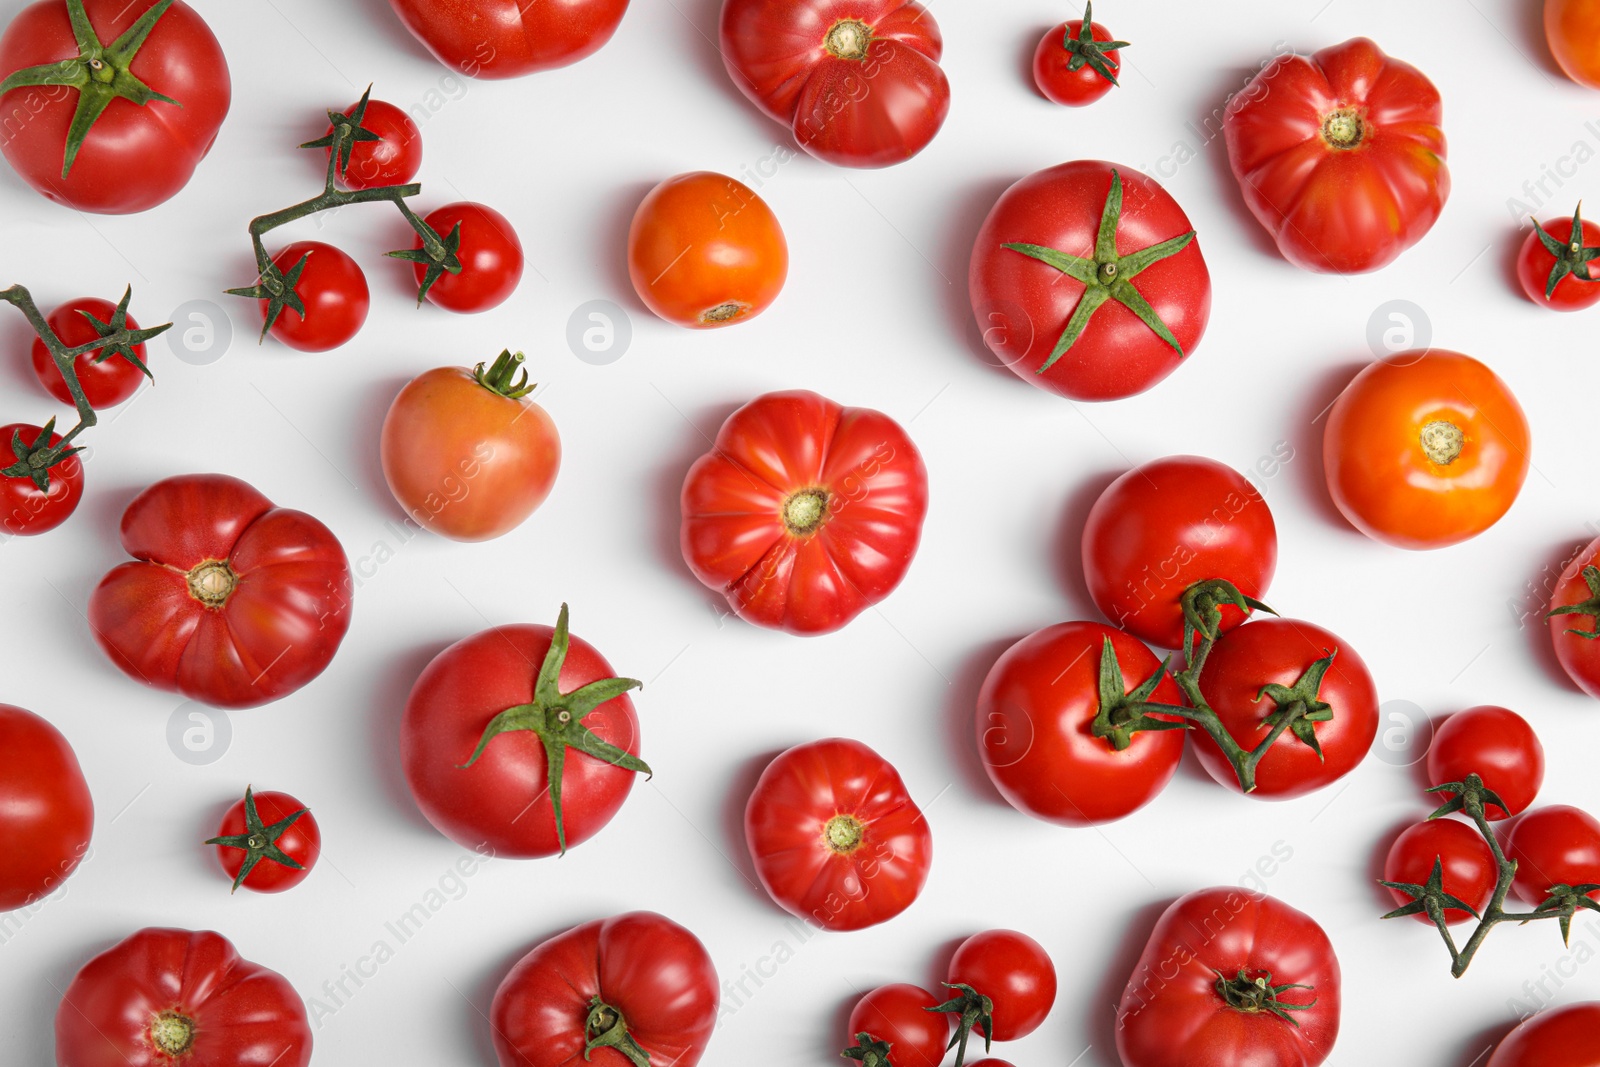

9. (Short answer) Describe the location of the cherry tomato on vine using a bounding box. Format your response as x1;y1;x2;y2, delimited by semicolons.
412;202;523;312
388;0;630;79
1081;456;1276;649
1487;1001;1600;1067
0;704;93;912
1032;2;1126;106
260;241;369;352
1517;204;1600;310
1547;0;1600;88
937;930;1056;1066
326;97;421;189
1507;805;1600;907
206;787;319;895
1382;818;1497;925
30;297;149;407
844;985;949;1067
628;172;788;328
1324;350;1530;549
1;423;84;536
1550;540;1600;699
1426;706;1545;821
977;621;1185;826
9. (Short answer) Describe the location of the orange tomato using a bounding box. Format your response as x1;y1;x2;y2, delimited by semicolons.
1323;350;1530;549
627;171;788;329
380;351;560;542
1547;0;1600;88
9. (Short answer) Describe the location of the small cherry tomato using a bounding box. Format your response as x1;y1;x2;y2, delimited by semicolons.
30;296;149;407
261;241;369;352
327;97;422;189
1547;0;1600;88
0;422;84;536
628;171;788;329
939;930;1057;1064
413;202;523;313
1032;2;1126;106
844;985;949;1067
1426;706;1545;821
206;787;319;895
1382;818;1497;925
1323;350;1530;549
1517;204;1600;310
1487;1000;1600;1067
1507;805;1600;907
1550;538;1600;699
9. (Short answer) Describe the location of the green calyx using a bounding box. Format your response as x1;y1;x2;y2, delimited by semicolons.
1180;578;1274;659
0;0;181;179
1254;651;1337;763
1214;968;1316;1026
1381;855;1485;926
841;1033;893;1067
926;983;993;1067
1002;169;1196;375
300;85;384;184
1531;203;1600;299
203;785;309;894
3;419;82;493
474;350;536;399
226;250;310;342
387;220;463;305
583;997;652;1067
1089;636;1187;751
1063;2;1129;86
1548;564;1600;639
458;604;649;856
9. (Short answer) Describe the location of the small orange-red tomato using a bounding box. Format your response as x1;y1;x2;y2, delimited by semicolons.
1547;0;1600;88
1323;350;1530;550
380;350;560;542
627;171;788;329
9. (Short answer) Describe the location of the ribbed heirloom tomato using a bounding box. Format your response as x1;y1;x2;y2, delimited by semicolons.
30;296;150;407
680;390;928;635
0;705;93;912
1;423;84;536
844;984;950;1067
1487;1001;1600;1067
389;0;630;79
87;474;354;708
1222;37;1448;273
1426;706;1545;820
720;0;950;167
1382;819;1497;925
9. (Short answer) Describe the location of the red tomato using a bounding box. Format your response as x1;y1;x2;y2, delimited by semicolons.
0;704;92;912
969;1062;1017;1067
1081;456;1277;649
54;928;311;1067
31;297;149;407
380;351;561;542
207;787;320;895
1222;37;1448;274
976;621;1185;826
0;0;229;214
401;606;647;859
1547;0;1600;87
1516;206;1600;310
720;0;949;168
490;912;718;1067
1548;536;1600;700
1426;706;1545;821
87;473;354;709
680;390;928;635
627;172;789;328
1032;3;1126;106
745;737;932;931
1507;805;1600;907
327;97;422;189
388;0;629;79
969;161;1210;401
411;202;524;312
1194;618;1378;798
1324;350;1530;549
941;930;1057;1056
1487;1001;1600;1067
1382;818;1497;925
844;984;949;1067
1;422;84;536
260;241;370;353
1117;888;1341;1067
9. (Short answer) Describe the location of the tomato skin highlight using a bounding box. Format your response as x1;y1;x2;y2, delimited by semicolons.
0;423;84;537
1506;805;1600;907
977;621;1184;826
0;705;93;913
1222;37;1448;274
1426;706;1545;821
1547;0;1600;88
388;0;630;79
327;98;422;189
847;985;949;1067
1323;350;1530;550
412;202;524;312
1487;1000;1600;1067
744;737;932;931
261;241;370;353
1032;20;1119;106
30;297;148;407
947;930;1057;1041
212;790;320;895
1383;818;1498;925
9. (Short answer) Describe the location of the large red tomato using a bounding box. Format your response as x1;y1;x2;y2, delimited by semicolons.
1547;0;1600;88
1081;456;1277;649
1222;37;1448;274
969;161;1210;401
401;606;647;858
0;704;93;912
1194;618;1379;799
1426;706;1545;821
680;390;928;635
490;912;718;1067
388;0;629;79
1;422;85;536
976;621;1185;826
745;737;932;931
1117;889;1341;1067
54;928;312;1067
720;0;949;168
87;474;354;709
1548;537;1600;700
0;0;230;213
31;296;149;408
1487;1002;1600;1067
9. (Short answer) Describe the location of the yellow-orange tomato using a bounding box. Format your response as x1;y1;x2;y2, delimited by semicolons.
627;171;788;329
1323;351;1530;550
1547;0;1600;88
380;351;560;542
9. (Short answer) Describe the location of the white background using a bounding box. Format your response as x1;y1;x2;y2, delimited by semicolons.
2;0;1598;1064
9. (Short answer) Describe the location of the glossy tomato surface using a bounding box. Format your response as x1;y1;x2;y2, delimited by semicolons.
947;930;1057;1041
30;297;148;407
211;789;320;895
846;984;949;1067
328;97;422;188
745;738;932;931
87;474;354;708
1517;212;1600;310
1507;805;1600;906
1222;37;1447;273
1;423;85;536
680;390;928;635
1547;0;1600;88
1032;18;1122;106
413;202;524;312
490;912;718;1067
1382;818;1497;925
389;0;630;78
977;621;1184;826
1324;350;1530;549
720;0;949;167
1549;535;1600;700
261;241;369;352
1487;1001;1600;1067
0;0;229;213
1426;706;1545;820
0;705;93;912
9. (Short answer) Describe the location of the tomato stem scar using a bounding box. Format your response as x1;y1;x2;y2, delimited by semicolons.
1419;420;1464;465
782;488;831;536
1320;108;1365;149
824;814;864;853
825;19;873;61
